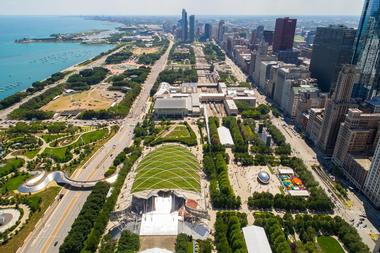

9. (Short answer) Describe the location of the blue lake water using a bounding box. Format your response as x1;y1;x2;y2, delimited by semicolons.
0;16;118;99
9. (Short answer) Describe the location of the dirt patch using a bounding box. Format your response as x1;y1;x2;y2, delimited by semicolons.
41;84;123;112
133;47;159;56
140;235;176;251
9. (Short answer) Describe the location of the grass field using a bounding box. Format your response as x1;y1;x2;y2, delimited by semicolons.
1;174;30;194
43;128;108;162
23;149;40;159
133;47;159;56
165;125;191;138
0;158;24;177
317;236;345;253
0;187;60;253
132;145;201;193
41;85;123;112
41;133;67;143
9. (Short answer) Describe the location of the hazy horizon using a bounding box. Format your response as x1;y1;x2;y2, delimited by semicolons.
0;0;364;16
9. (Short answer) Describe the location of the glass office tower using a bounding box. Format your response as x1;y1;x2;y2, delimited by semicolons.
352;0;380;99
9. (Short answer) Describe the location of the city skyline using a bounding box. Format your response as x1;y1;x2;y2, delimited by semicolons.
0;0;364;16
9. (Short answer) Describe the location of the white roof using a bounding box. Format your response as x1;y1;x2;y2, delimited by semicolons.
288;190;310;197
278;168;294;175
243;225;272;253
217;126;234;146
140;249;173;253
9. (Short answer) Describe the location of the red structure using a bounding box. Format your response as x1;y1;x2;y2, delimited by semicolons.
273;17;297;52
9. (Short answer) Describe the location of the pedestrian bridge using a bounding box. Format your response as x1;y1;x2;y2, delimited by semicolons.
18;170;118;193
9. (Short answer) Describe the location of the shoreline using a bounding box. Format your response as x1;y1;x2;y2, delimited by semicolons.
0;44;118;100
0;44;123;120
0;16;125;101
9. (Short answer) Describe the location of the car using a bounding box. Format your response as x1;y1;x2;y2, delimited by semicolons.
54;241;58;247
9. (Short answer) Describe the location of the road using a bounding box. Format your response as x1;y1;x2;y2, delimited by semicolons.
223;53;379;250
17;39;174;253
0;45;124;121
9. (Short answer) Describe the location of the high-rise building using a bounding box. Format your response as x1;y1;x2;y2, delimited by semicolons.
318;65;359;154
352;0;380;100
217;20;225;43
353;0;380;63
204;23;212;41
332;108;380;189
181;9;188;42
364;138;380;208
273;17;297;52
189;15;195;42
305;30;316;46
309;25;356;93
263;30;274;45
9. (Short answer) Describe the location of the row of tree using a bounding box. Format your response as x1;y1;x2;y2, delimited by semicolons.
223;117;247;153
248;192;311;212
59;181;110;253
0;72;66;110
203;43;225;63
256;212;369;253
214;212;248;253
8;84;65;120
66;67;109;91
105;50;132;64
117;230;140;253
80;143;142;252
169;44;196;64
254;212;292;253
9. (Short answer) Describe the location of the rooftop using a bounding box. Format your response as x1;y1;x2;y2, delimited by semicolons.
154;98;187;109
217;126;234;146
242;225;272;253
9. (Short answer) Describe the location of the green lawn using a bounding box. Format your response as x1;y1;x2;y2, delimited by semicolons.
165;125;191;138
0;158;24;177
23;149;40;159
41;133;67;143
132;145;201;193
0;187;60;253
1;174;30;194
317;236;345;253
42;128;108;162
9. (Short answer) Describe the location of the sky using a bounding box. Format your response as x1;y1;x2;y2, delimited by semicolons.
0;0;364;16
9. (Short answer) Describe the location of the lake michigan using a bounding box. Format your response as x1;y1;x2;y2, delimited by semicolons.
0;16;118;100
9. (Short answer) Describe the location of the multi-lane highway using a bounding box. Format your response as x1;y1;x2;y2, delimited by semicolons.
17;39;173;253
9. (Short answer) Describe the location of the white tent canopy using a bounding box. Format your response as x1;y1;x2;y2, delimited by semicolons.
243;225;272;253
217;126;234;146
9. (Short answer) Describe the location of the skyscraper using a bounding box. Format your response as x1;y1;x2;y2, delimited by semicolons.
352;0;380;100
353;0;379;63
273;17;297;52
318;65;359;155
189;15;195;42
309;25;356;92
181;9;188;42
364;138;380;208
217;20;225;43
204;23;212;41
